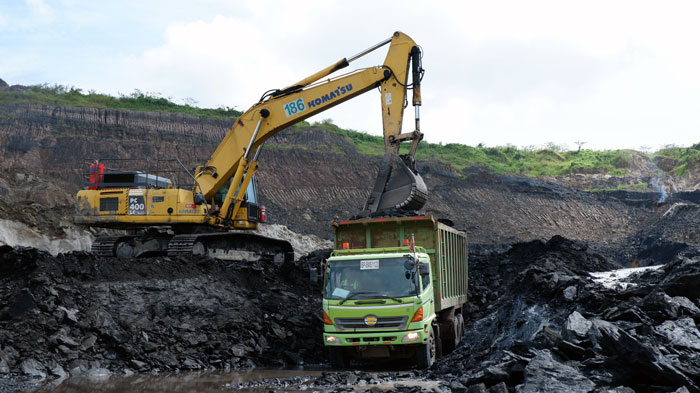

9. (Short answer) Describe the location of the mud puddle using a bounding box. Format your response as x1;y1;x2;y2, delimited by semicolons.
26;369;441;393
27;369;325;393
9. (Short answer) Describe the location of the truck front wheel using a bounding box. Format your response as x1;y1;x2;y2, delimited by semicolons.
328;347;348;369
415;327;436;369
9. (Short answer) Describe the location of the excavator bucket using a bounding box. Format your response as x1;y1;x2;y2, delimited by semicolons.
364;152;428;213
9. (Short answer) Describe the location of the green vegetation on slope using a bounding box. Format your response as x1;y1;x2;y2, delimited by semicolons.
323;122;700;177
320;123;637;176
653;143;700;176
416;143;635;176
586;182;649;192
2;84;698;177
0;84;242;119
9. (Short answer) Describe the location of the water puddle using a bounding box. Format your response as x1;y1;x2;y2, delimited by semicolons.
590;265;663;290
28;369;324;393
26;368;440;392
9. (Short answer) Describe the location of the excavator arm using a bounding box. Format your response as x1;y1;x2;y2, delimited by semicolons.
197;31;427;227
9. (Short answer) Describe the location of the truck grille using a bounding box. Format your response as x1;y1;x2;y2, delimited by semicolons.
334;316;408;331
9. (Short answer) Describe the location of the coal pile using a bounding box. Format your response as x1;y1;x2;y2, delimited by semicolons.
0;245;326;379
5;234;700;393
430;236;700;392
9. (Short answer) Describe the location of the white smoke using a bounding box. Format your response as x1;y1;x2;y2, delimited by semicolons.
648;157;669;204
651;174;668;203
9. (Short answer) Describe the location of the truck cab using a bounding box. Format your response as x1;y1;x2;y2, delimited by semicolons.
322;216;468;369
323;247;436;368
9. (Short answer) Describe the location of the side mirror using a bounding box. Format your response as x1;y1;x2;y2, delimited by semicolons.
194;193;206;205
404;259;416;270
419;262;430;276
309;267;318;283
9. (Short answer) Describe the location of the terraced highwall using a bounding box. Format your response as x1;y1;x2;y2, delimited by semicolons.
1;102;699;262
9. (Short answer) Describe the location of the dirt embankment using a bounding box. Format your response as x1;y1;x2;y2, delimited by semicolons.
138;236;700;393
1;100;700;266
426;237;700;392
0;246;330;379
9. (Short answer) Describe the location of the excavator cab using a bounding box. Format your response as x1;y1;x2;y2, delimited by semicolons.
213;175;264;223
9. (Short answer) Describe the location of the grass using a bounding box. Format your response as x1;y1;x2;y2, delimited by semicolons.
587;182;650;192
652;143;700;176
3;83;699;178
418;144;635;176
325;125;700;178
0;84;242;119
310;120;387;156
307;122;642;176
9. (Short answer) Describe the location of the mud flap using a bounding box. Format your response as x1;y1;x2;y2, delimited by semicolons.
364;152;428;213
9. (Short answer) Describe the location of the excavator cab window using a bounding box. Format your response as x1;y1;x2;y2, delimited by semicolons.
245;175;259;205
213;179;230;206
212;175;258;207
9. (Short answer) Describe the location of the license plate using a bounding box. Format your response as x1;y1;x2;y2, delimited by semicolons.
360;260;379;270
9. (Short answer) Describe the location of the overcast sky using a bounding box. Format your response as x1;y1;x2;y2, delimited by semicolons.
1;0;699;151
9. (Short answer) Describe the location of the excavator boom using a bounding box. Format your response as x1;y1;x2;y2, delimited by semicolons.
195;31;427;220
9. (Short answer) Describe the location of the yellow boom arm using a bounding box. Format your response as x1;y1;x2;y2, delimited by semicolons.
197;31;425;226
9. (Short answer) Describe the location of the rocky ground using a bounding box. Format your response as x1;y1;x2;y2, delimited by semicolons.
429;237;700;392
3;235;700;392
221;237;700;393
0;246;330;388
2;92;700;391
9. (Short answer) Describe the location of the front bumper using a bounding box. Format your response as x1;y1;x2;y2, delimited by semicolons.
323;327;428;347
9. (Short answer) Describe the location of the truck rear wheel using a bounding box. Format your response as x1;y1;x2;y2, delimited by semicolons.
441;314;461;354
328;347;348;369
455;313;464;345
415;327;436;369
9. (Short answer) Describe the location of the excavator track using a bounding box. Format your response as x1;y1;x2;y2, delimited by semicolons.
91;232;294;263
91;236;121;257
91;234;170;258
168;232;294;263
167;234;199;256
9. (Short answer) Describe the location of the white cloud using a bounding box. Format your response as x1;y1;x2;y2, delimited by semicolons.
4;0;700;150
117;15;296;109
25;0;53;22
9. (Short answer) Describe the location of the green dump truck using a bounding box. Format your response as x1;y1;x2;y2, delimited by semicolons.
322;215;468;368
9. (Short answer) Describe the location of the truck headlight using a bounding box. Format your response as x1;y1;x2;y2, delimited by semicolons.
402;332;420;342
326;336;340;344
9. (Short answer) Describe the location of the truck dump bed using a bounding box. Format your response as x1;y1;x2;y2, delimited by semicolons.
333;215;468;311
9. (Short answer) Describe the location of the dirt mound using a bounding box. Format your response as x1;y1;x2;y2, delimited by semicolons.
0;246;325;378
5;235;700;392
466;236;619;320
431;237;700;392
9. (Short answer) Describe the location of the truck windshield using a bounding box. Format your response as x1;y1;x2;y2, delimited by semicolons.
325;258;419;300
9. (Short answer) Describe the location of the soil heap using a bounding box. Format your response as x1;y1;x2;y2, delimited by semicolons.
0;246;330;379
219;237;700;393
430;236;700;392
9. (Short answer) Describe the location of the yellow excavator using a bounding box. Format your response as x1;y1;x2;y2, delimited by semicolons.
75;31;427;262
